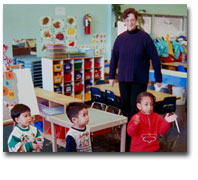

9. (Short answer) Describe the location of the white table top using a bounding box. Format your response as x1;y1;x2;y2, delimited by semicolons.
49;108;128;132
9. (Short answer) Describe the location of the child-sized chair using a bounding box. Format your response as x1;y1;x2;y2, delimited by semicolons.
104;90;121;115
162;96;180;134
90;87;107;111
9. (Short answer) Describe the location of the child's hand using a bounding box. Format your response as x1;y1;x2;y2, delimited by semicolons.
164;113;178;123
134;115;140;125
36;138;43;149
32;142;40;150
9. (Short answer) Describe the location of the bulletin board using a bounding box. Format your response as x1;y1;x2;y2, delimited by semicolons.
3;68;40;123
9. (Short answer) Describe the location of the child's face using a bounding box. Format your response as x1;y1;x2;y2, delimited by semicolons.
73;108;89;129
137;96;154;115
15;111;32;128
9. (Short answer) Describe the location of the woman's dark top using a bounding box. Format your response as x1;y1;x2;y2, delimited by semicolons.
109;28;162;84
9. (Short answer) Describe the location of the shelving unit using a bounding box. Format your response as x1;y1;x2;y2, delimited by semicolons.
42;56;104;101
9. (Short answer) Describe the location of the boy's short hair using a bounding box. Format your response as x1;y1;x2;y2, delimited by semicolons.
11;104;31;122
122;8;138;20
66;102;88;122
136;92;156;104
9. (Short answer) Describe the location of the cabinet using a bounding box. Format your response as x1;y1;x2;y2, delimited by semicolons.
42;56;104;101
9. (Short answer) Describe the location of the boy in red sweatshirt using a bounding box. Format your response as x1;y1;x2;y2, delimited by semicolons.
127;92;177;152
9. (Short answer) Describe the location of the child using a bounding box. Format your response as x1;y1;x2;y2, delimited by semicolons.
127;92;177;152
65;102;92;152
7;104;43;152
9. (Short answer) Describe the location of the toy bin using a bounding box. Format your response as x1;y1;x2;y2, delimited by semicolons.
75;72;82;80
64;63;72;71
74;60;82;69
85;82;92;91
95;62;100;68
54;85;62;92
64;73;72;82
75;94;82;99
75;83;83;92
84;61;92;69
53;64;62;72
49;125;66;140
94;70;101;79
65;84;72;93
53;75;62;83
85;71;92;80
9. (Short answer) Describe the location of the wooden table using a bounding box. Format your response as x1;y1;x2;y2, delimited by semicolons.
48;108;128;152
149;69;187;89
94;82;179;102
35;87;82;113
161;62;187;71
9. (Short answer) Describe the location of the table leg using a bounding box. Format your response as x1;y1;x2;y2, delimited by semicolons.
120;124;126;152
51;122;57;152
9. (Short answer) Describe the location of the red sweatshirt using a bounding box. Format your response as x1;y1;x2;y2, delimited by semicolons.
127;111;170;152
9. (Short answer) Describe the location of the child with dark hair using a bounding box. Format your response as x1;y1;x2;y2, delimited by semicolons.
8;104;43;152
65;102;92;152
127;92;177;152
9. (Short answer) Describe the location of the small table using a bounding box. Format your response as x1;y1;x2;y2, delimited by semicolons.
48;108;128;152
94;82;179;102
161;62;187;71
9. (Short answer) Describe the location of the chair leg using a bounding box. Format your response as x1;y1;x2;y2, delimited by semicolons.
175;118;180;134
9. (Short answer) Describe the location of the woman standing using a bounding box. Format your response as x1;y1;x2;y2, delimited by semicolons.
109;8;162;151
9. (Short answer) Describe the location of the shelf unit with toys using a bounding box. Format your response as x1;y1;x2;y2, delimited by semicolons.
41;56;104;101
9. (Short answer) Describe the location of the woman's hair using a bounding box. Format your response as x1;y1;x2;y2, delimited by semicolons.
122;8;138;20
11;104;31;122
66;102;88;122
136;92;156;104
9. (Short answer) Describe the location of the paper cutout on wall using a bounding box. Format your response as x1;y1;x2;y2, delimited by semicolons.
66;37;77;48
3;79;11;89
3;86;8;96
41;29;53;39
55;31;65;41
8;90;16;99
52;19;64;29
5;71;14;80
40;16;51;27
66;16;77;27
66;27;76;37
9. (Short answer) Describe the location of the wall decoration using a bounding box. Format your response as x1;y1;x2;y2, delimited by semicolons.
41;29;53;39
3;69;40;121
55;31;65;41
66;16;77;27
92;33;107;55
52;19;64;29
40;16;51;27
66;37;77;48
3;44;12;66
66;27;76;37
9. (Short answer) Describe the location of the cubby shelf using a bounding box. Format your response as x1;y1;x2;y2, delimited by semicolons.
42;56;104;101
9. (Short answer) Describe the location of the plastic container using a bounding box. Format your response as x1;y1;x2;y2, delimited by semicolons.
94;70;101;79
53;75;62;83
65;84;72;93
74;60;82;69
95;62;100;68
64;63;72;71
75;83;83;92
64;73;72;82
75;72;82;80
85;71;92;80
53;64;62;72
172;86;186;105
84;61;92;69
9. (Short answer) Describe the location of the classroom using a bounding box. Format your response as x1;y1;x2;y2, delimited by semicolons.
3;4;187;152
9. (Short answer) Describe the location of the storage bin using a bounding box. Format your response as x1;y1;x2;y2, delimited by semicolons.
94;70;101;79
85;82;92;91
75;94;82;99
53;64;62;72
95;62;100;68
84;61;92;69
74;60;82;69
75;72;82;80
75;83;83;92
34;121;43;133
65;84;72;93
64;63;72;71
85;71;92;80
53;75;62;83
49;125;66;139
64;73;72;82
84;92;91;100
54;85;62;92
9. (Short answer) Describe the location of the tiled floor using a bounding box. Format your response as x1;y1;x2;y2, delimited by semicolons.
3;105;187;152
